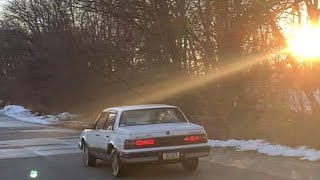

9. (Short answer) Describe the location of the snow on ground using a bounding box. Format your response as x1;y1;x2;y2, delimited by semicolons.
209;139;320;161
0;105;76;125
56;112;77;121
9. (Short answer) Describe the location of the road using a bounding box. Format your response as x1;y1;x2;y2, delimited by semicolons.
0;114;319;180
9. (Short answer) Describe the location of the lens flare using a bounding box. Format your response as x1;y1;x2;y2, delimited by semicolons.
29;170;38;179
287;25;320;59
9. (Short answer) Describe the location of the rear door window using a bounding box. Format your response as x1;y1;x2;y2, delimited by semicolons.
104;112;117;130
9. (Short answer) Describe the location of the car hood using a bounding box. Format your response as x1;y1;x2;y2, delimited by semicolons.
117;123;205;138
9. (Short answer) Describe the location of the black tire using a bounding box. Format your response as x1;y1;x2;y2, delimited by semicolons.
83;142;96;167
111;149;126;177
182;158;199;172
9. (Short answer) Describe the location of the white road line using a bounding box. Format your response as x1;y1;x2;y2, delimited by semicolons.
0;149;81;159
0;131;18;134
20;129;80;133
0;148;28;155
0;136;81;160
0;152;40;159
0;115;82;159
0;140;81;159
0;138;78;148
0;119;44;128
0;122;41;128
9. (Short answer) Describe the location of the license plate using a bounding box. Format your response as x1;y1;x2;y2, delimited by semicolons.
163;152;180;160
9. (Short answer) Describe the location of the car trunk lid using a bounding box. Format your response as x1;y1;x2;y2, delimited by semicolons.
118;123;204;139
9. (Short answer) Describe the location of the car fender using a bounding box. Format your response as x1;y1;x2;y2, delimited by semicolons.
107;140;117;154
108;140;116;149
79;132;88;149
81;136;87;142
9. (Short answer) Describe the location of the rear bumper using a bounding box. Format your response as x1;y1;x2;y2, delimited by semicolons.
118;145;210;164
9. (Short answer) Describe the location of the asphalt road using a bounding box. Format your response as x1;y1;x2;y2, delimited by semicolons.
0;114;317;180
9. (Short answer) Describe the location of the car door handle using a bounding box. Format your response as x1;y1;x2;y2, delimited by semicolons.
106;135;109;138
96;134;99;136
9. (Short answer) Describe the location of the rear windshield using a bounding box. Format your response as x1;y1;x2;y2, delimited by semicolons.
119;108;187;127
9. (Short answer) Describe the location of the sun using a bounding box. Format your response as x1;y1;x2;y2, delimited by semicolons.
286;25;320;59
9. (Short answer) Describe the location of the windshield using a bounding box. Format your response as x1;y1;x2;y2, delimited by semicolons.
119;108;187;127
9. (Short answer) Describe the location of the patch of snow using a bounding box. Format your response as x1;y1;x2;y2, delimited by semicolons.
0;105;76;125
209;139;320;161
56;112;78;121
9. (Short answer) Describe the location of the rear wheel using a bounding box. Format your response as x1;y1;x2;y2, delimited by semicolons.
182;158;199;172
111;149;126;177
83;143;96;167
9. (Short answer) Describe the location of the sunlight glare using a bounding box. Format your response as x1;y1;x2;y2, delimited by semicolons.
287;25;320;59
122;53;274;105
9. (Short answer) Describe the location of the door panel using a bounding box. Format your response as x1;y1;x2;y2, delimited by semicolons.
94;129;112;160
95;129;111;149
95;112;117;158
84;130;96;148
90;112;108;149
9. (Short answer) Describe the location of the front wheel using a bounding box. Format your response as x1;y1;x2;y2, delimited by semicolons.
182;158;199;172
111;149;126;177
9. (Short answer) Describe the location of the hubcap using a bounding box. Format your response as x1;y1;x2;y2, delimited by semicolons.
112;155;119;175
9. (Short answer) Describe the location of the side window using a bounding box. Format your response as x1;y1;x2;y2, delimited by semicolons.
104;112;117;130
95;112;108;129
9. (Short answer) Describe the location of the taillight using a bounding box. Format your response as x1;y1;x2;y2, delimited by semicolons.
184;135;200;142
136;139;155;146
184;134;208;143
124;138;155;149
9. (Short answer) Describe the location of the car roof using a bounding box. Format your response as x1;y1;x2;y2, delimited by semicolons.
102;104;177;112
